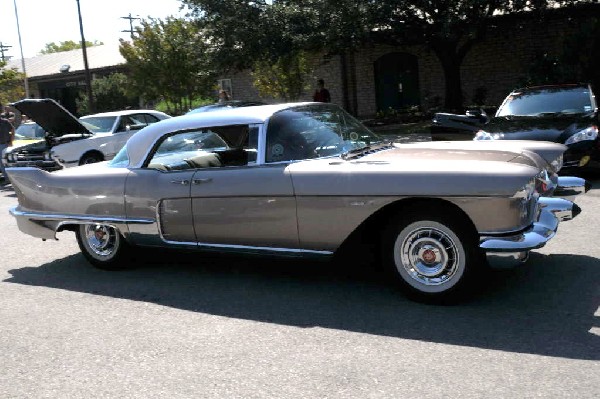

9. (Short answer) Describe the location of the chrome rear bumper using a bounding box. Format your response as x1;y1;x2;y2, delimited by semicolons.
481;192;583;269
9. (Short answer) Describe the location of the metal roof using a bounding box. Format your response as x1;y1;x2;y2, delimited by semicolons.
6;44;125;79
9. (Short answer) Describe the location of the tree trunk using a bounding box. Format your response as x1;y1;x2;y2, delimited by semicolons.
432;43;464;112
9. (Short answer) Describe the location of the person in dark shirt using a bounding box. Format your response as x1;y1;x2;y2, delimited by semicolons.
0;103;15;182
313;79;331;103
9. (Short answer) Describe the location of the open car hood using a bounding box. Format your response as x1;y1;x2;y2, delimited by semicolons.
11;98;92;138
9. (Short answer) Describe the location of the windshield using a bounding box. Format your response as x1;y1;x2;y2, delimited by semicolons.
80;116;117;133
265;104;383;162
109;144;129;167
497;87;594;117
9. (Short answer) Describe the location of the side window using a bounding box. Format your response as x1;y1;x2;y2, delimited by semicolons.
266;106;345;162
140;114;160;124
116;116;132;132
146;124;257;171
266;112;314;163
118;114;150;133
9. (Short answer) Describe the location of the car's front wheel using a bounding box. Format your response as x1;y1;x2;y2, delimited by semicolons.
79;152;103;165
383;211;481;303
76;224;131;270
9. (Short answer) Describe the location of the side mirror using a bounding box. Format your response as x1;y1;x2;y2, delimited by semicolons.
125;124;144;132
466;108;489;124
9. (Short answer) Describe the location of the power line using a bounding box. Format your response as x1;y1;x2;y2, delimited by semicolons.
121;13;141;39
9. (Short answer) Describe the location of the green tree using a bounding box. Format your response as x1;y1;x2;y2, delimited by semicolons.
0;61;25;104
119;17;216;115
40;40;103;54
183;0;583;110
252;51;313;101
76;73;139;115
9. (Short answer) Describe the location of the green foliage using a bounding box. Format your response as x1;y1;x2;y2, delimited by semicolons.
182;0;582;110
252;51;313;101
521;16;600;90
40;40;103;54
0;61;25;104
154;97;213;115
119;17;217;115
76;73;139;115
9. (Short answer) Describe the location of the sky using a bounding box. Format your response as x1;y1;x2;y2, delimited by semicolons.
0;0;189;60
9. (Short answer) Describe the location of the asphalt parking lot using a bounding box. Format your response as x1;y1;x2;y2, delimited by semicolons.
0;173;598;398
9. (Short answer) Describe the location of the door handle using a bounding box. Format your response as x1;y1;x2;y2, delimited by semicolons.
192;178;213;185
170;179;190;185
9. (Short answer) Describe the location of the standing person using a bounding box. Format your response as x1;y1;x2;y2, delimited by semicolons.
0;104;15;183
218;89;231;103
313;79;331;103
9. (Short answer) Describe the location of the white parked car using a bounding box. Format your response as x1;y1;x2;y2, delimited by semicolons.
56;109;171;166
3;99;170;170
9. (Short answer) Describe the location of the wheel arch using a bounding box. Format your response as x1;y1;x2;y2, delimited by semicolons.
335;197;480;257
56;221;132;244
79;150;105;164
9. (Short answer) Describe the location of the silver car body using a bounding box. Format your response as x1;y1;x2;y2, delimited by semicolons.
6;103;586;269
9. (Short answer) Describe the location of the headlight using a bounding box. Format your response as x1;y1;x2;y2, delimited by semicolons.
7;153;15;162
564;126;598;145
473;130;504;141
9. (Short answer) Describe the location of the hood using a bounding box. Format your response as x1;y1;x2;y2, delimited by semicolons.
286;147;540;197
393;140;566;167
366;145;520;164
11;98;92;138
485;113;597;142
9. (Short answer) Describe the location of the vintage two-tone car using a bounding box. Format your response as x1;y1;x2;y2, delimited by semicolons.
6;103;588;301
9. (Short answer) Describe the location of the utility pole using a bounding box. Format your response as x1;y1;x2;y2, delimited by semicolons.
76;0;94;113
121;13;141;39
13;0;30;97
0;42;12;62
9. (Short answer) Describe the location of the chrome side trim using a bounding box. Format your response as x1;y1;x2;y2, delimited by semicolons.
9;207;154;225
196;242;333;256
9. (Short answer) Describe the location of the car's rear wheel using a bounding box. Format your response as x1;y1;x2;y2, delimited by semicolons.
79;152;103;165
76;224;131;270
382;211;481;303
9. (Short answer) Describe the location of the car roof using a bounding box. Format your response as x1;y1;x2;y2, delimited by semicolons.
513;83;590;93
126;102;315;167
80;109;168;118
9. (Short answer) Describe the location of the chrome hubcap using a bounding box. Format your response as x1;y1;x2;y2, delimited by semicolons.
84;224;118;257
399;227;460;286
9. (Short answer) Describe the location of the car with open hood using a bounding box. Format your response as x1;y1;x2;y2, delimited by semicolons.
2;99;170;170
430;84;599;170
6;102;588;302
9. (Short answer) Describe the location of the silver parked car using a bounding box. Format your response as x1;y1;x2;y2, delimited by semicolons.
6;103;588;301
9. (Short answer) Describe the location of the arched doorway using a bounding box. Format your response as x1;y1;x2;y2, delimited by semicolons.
374;52;420;112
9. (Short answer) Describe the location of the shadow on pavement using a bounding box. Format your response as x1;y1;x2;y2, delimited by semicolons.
5;249;599;361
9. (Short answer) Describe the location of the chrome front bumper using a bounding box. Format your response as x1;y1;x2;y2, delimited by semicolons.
481;192;583;269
